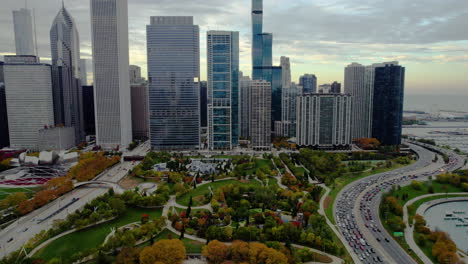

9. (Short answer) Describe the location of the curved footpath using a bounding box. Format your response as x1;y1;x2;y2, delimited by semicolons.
403;195;468;264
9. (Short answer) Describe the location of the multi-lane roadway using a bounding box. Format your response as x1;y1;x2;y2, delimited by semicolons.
0;141;150;258
334;142;465;264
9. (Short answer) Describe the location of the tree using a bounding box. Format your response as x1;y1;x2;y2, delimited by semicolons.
116;247;140;264
410;180;423;190
202;240;229;264
152;239;186;264
259;247;288;264
0;192;28;210
139;246;156;264
230;240;250;262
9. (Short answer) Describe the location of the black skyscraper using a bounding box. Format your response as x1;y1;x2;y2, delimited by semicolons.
200;81;207;128
82;86;95;136
372;64;405;146
331;81;341;94
0;62;9;148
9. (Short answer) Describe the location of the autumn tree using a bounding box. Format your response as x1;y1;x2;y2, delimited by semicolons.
116;247;140;264
0;192;28;210
230;240;250;263
139;246;156;264
203;240;229;264
152;239;186;264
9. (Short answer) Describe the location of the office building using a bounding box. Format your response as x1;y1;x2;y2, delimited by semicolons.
91;0;132;149
296;94;352;149
251;80;271;151
50;4;84;143
0;62;9;148
207;31;239;150
299;74;317;94
38;127;75;151
239;72;251;139
3;56;54;150
82;85;95;136
344;63;370;140
276;57;296;137
252;0;272;80
129;65;143;84
372;63;405;146
80;59;87;85
331;81;341;93
200;81;208;128
319;84;332;94
13;8;35;56
131;84;149;139
147;16;200;150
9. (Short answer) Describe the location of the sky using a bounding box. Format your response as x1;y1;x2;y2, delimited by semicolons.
1;0;468;95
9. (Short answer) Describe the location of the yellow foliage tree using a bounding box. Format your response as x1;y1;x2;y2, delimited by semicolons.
152;239;186;264
202;240;229;264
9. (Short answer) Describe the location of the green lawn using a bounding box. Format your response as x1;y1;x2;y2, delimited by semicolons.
34;207;162;261
392;181;464;206
267;177;278;186
325;161;413;223
0;187;37;201
243;159;273;175
176;179;261;206
153;228;204;254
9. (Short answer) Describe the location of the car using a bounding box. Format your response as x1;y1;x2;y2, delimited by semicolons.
384;238;390;242
376;238;381;242
377;256;383;262
7;238;13;243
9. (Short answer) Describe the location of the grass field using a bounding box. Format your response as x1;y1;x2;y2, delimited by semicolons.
242;159;273;175
392;181;464;206
176;179;261;206
0;187;37;201
325;161;413;223
153;228;204;254
34;207;162;261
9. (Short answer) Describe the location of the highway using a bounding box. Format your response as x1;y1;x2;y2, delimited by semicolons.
334;142;465;264
0;141;150;258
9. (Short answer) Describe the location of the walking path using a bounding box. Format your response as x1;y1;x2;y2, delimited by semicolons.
403;193;468;264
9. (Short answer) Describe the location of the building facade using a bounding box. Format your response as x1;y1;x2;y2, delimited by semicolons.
207;31;239;150
372;63;405;146
331;81;341;93
299;74;317;94
200;81;208;128
12;8;35;56
3;56;54;150
239;72;251;139
251;80;271;151
38;127;75;151
0;62;9;148
276;56;297;138
79;59;87;85
344;63;370;140
252;0;273;81
147;16;200;150
90;0;132;149
81;85;95;136
129;65;143;84
131;84;149;140
50;5;84;143
296;94;352;149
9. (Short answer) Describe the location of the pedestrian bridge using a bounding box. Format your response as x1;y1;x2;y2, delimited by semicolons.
74;180;125;194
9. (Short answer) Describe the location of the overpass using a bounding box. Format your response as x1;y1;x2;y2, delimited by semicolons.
74;180;125;194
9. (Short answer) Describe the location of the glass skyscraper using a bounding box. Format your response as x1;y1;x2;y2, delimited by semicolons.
147;16;200;150
207;31;239;150
372;63;405;146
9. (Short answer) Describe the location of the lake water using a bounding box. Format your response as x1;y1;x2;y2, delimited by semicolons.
405;94;468;113
403;121;468;152
424;201;468;252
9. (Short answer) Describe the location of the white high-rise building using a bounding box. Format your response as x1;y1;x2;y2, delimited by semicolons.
3;56;54;150
90;0;132;149
344;63;368;140
129;65;142;84
296;94;352;149
12;8;35;56
250;80;271;151
276;56;297;137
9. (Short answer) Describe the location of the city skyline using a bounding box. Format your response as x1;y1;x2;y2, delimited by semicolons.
0;0;467;95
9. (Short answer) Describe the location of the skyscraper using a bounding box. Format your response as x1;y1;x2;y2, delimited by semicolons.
296;94;352;149
82;85;95;136
147;16;200;150
129;65;142;84
277;56;296;137
344;63;369;140
239;72;251;139
331;81;341;93
200;81;208;128
50;4;84;143
12;8;35;56
0;62;9;148
79;59;87;86
90;0;132;149
131;84;149;140
299;74;317;94
251;80;271;151
3;56;54;150
372;63;405;146
207;31;239;150
252;0;272;81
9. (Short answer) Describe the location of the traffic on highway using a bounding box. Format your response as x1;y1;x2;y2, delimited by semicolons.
334;142;465;264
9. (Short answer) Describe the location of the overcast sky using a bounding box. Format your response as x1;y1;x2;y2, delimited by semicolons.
1;0;468;95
